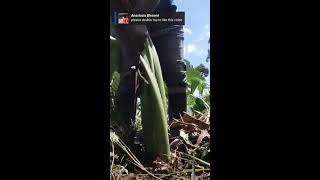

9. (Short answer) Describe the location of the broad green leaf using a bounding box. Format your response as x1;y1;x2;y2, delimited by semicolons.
197;82;204;96
110;72;120;94
190;80;200;94
193;97;210;112
186;67;205;84
187;93;196;106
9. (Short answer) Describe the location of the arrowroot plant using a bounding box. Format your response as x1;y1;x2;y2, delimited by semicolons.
110;29;170;161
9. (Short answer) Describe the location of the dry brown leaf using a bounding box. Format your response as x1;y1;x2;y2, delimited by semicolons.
170;121;198;132
198;113;210;124
196;130;210;145
182;113;209;130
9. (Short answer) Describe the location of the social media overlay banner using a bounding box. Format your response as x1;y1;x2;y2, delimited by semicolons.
113;12;185;26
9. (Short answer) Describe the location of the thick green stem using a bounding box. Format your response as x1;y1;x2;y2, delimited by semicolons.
146;37;167;113
140;54;170;161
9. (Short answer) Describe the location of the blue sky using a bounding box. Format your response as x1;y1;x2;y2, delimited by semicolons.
174;0;211;82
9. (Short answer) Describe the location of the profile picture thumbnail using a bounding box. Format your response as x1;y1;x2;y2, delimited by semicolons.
118;13;129;24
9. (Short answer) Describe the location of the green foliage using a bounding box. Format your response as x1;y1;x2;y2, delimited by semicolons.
110;71;120;113
195;63;209;78
185;59;210;113
186;66;205;95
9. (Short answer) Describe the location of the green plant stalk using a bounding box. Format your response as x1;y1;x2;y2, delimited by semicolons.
146;37;167;112
144;38;155;73
140;54;170;161
142;38;167;111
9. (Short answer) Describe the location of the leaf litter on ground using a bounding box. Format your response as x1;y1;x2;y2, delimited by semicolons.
110;112;210;179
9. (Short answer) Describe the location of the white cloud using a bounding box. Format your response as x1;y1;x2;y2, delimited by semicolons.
186;44;197;53
197;49;207;56
183;27;192;35
194;32;209;42
193;26;210;42
185;43;207;56
194;36;205;42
